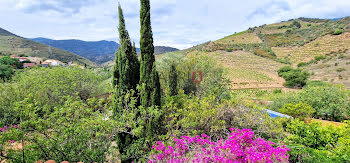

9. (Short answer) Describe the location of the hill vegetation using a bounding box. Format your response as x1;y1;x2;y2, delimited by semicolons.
0;28;95;67
0;3;350;163
31;38;179;64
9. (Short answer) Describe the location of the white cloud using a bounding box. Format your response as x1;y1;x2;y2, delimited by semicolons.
0;0;350;49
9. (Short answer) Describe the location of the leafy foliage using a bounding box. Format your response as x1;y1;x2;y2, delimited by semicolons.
278;66;310;88
270;82;350;121
285;120;350;162
0;64;13;80
0;96;116;162
278;102;315;120
0;67;106;125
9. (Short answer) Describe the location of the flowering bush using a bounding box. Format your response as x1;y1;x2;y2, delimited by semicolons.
149;128;290;163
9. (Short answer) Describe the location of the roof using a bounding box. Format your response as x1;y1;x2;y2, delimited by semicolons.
44;59;60;63
11;57;28;59
23;63;36;68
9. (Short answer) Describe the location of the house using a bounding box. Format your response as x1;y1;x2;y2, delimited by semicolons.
27;57;43;64
42;62;49;67
43;59;64;66
10;56;28;62
23;63;36;68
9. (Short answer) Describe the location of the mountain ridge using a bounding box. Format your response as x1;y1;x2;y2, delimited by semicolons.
0;27;96;67
30;38;180;64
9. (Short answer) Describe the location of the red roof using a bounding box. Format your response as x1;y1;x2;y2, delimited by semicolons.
23;63;36;68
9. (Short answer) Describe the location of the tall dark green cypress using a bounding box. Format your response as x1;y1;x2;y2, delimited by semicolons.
112;4;140;163
117;4;140;93
168;63;178;96
139;0;161;107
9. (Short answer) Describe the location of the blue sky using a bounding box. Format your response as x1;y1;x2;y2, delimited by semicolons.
1;0;350;49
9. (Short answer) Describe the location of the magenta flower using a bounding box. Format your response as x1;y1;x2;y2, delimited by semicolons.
8;140;16;143
149;128;290;163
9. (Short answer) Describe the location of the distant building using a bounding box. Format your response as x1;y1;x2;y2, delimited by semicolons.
41;62;49;67
43;59;64;66
23;63;36;68
27;57;43;64
10;56;28;62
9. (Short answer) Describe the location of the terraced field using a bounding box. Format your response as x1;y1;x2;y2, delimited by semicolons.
256;20;321;34
305;50;350;88
216;31;263;44
211;50;286;89
272;32;350;65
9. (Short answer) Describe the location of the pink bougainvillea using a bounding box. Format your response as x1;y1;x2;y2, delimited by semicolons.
149;128;290;163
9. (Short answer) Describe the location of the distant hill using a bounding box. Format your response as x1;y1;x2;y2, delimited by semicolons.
0;27;95;67
181;17;350;89
30;38;120;64
31;38;179;64
154;46;179;55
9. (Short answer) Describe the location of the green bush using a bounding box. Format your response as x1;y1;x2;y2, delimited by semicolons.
271;82;350;121
278;66;310;88
333;29;344;35
297;62;308;67
163;91;286;140
314;55;325;61
277;66;293;76
0;64;13;80
0;96;116;162
336;67;346;72
0;67;106;125
278;102;315;120
225;47;233;52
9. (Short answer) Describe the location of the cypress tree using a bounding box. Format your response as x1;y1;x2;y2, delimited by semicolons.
112;4;140;163
168;63;178;96
139;0;161;107
117;4;140;93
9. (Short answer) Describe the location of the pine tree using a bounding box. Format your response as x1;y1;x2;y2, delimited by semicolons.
168;63;178;96
139;0;161;107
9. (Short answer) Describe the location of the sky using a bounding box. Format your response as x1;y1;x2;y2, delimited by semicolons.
1;0;350;49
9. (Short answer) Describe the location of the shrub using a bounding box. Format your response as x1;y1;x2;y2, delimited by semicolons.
163;91;286;140
314;55;325;61
271;82;350;121
0;96;116;162
297;62;308;67
333;29;344;35
291;21;302;28
278;66;310;88
285;120;350;163
336;67;346;72
300;84;350;121
0;64;13;80
273;89;282;94
277;66;293;77
225;47;233;52
0;67;106;125
149;128;290;163
278;102;315;120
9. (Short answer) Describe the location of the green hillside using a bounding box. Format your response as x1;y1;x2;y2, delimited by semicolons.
0;27;96;67
177;17;350;89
